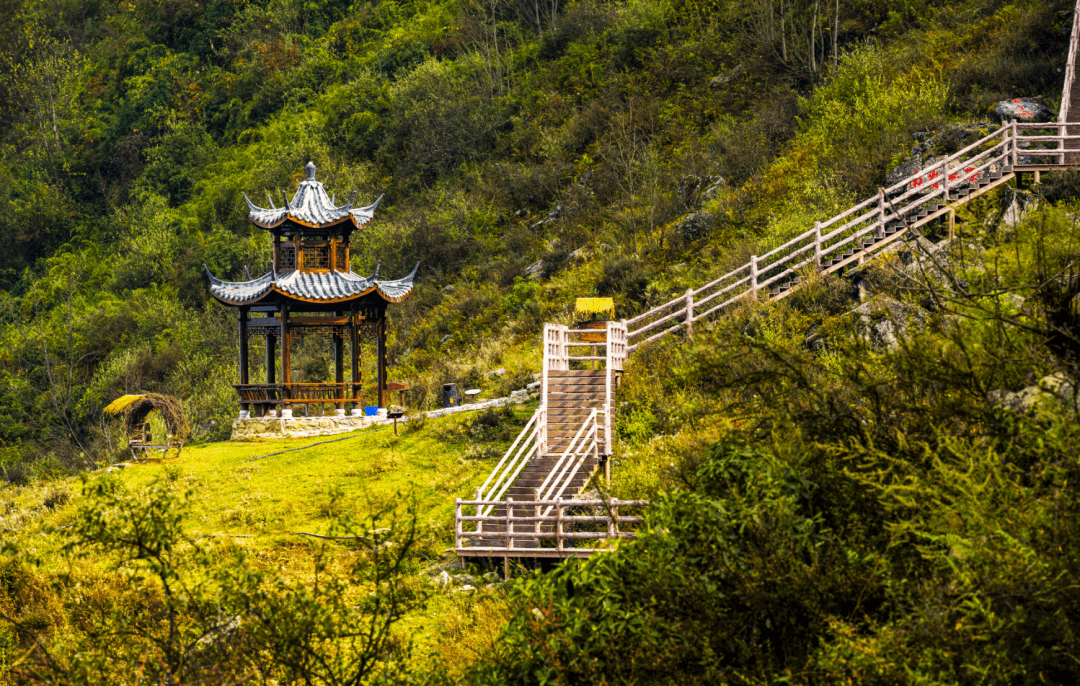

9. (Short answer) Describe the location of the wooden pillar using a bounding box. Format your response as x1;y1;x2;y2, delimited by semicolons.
334;310;345;414
238;307;249;415
377;312;387;409
350;306;361;415
281;306;292;418
266;332;277;417
948;209;956;240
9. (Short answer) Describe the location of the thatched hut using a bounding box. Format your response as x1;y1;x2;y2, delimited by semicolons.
103;393;190;459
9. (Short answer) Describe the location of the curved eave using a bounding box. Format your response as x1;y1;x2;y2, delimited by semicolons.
210;284;411;306
248;214;376;231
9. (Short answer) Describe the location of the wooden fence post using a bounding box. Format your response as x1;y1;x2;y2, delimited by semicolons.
685;288;694;335
506;497;514;551
455;497;462;549
941;160;949;203
475;487;484;535
533;488;541;542
750;255;758;300
1011;119;1019;169
877;187;886;239
556;503;564;553
814;221;822;269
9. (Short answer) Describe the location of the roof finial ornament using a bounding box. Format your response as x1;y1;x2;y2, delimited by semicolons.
306;161;316;181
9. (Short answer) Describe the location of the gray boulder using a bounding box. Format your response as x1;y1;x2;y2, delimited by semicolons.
675;212;715;241
992;98;1053;124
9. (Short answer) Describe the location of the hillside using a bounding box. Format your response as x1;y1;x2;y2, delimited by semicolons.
2;0;1080;682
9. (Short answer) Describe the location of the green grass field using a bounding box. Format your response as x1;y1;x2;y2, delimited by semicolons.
1;403;541;674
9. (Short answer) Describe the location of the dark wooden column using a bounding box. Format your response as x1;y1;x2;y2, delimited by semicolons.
334;310;344;413
281;306;292;417
266;330;277;417
377;312;387;409
350;306;361;414
238;307;249;414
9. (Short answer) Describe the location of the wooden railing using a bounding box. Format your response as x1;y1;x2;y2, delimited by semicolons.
536;408;599;515
625;121;1080;351
455;497;648;557
234;383;364;404
474;408;543;517
1061;0;1080;127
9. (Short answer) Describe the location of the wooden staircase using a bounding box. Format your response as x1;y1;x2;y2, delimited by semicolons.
456;0;1080;563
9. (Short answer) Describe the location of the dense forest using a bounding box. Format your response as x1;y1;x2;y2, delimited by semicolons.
2;0;1080;681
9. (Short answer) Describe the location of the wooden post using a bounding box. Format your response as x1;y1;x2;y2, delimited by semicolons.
281;306;292;418
948;209;956;240
334;310;344;414
475;486;483;536
685;288;694;336
940;160;949;203
556;503;564;552
266;332;277;417
749;255;758;300
376;314;387;410
350;307;361;415
1059;122;1065;166
813;221;822;269
1034;170;1041;185
238;307;249;415
455;497;462;550
506;497;514;551
1011;119;1019;169
877;187;886;239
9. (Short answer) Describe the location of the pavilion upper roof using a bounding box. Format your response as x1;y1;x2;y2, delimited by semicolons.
243;162;382;230
205;262;419;306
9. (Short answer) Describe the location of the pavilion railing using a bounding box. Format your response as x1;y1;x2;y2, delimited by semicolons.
235;382;366;407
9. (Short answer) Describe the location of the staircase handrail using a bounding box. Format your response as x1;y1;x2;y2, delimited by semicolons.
537;410;599;517
1060;0;1080;125
622;120;1080;351
535;408;596;499
477;406;543;517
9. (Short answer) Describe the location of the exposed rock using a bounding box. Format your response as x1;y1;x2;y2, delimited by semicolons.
989;374;1076;414
525;261;544;280
488;367;506;377
850;296;930;350
709;64;745;89
701;177;726;202
1039;373;1078;405
992;97;1053;123
441;284;455;294
568;248;589;262
675;212;715;242
509;389;529;403
440;334;452;344
1000;189;1038;229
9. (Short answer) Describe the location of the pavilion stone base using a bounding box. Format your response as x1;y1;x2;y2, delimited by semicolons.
231;414;379;441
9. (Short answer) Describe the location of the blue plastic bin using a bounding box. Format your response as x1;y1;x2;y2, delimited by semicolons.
364;406;378;416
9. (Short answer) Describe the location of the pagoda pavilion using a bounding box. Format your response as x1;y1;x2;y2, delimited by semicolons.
205;162;417;420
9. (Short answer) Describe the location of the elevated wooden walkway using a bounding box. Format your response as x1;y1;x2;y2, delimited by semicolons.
455;0;1080;564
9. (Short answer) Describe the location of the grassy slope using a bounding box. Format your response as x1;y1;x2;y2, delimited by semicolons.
2;404;537;672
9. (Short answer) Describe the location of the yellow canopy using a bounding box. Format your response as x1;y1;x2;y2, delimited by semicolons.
104;394;145;415
575;297;615;319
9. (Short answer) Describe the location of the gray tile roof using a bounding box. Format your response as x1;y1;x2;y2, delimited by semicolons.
206;263;419;305
243;162;382;229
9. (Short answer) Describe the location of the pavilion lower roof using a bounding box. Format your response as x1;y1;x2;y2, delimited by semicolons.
205;263;418;306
